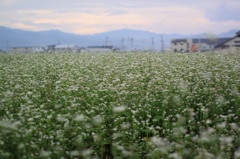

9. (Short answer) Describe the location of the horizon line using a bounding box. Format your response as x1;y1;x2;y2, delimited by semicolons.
1;25;239;36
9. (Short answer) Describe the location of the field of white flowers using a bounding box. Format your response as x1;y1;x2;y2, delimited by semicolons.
0;52;240;159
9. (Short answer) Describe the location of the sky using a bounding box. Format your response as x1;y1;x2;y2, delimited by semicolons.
0;0;240;35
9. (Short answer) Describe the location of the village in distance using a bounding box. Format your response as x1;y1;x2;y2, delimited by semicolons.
0;26;239;54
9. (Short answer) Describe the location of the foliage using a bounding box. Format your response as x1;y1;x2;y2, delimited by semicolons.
0;52;240;159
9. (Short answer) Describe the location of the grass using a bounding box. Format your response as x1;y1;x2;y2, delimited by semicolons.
0;52;240;159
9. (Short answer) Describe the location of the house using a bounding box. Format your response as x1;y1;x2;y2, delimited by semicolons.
171;38;231;52
47;44;56;53
9;46;46;53
81;45;115;53
47;44;80;53
214;31;240;53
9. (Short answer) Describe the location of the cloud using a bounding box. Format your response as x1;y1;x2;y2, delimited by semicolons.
0;0;239;34
205;1;240;21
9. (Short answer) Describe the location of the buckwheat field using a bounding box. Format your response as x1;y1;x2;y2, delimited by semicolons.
0;52;240;159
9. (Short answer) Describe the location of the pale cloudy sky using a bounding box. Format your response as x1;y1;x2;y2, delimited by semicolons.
0;0;239;34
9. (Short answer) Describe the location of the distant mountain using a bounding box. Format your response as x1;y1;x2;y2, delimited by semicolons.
93;29;191;50
0;26;94;50
94;28;159;38
218;29;239;37
0;26;238;51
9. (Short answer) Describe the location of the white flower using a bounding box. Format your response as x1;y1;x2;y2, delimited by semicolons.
82;149;93;157
74;115;85;122
216;122;226;129
55;81;61;84
113;106;126;113
235;148;240;158
230;123;238;130
219;136;233;145
195;149;214;159
92;115;103;124
169;152;182;159
40;150;51;157
121;122;131;129
150;136;168;147
14;85;21;89
206;119;212;124
56;116;68;123
70;150;79;156
5;91;13;97
0;120;17;130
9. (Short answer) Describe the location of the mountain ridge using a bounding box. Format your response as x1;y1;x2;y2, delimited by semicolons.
0;26;238;51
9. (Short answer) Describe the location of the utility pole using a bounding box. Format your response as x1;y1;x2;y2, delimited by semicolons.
121;38;124;51
198;36;201;52
151;37;155;50
105;36;109;46
160;35;165;52
142;39;145;51
130;37;134;51
6;41;9;52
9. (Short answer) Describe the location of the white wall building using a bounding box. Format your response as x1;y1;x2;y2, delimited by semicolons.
9;46;46;53
215;31;240;53
81;46;115;53
170;38;231;52
55;45;80;53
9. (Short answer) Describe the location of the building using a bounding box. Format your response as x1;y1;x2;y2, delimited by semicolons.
46;44;80;53
55;45;80;53
171;38;231;52
46;44;56;53
81;46;115;53
9;46;46;53
214;31;240;53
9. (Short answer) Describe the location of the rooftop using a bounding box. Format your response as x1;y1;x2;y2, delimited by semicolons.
87;45;114;49
171;38;232;46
